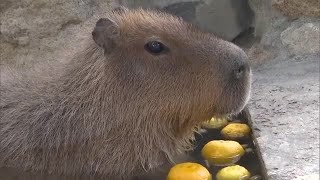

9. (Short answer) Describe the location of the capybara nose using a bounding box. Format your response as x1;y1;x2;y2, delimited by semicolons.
234;62;249;79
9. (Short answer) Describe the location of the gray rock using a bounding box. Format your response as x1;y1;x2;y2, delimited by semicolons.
118;0;254;41
195;0;254;41
281;22;320;55
248;0;272;38
242;16;320;67
249;54;320;180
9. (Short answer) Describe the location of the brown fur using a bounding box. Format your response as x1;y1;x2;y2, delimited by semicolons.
0;8;251;180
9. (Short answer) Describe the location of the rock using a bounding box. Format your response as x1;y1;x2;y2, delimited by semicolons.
194;0;254;41
248;0;272;38
0;0;113;67
238;16;320;67
281;22;320;55
118;0;254;41
272;0;320;18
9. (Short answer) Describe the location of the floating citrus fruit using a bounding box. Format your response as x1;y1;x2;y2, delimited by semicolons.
216;165;251;180
167;162;212;180
201;140;245;166
221;123;251;140
202;117;229;129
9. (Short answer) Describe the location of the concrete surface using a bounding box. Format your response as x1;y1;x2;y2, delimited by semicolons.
249;54;319;180
241;13;320;180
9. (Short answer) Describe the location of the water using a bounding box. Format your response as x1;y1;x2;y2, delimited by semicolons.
190;107;268;180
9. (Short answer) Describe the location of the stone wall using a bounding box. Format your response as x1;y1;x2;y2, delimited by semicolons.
1;0;318;68
272;0;320;18
119;0;254;41
237;0;320;66
0;0;113;67
1;0;256;68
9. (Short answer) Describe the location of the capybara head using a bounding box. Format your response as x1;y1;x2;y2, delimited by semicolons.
92;8;251;131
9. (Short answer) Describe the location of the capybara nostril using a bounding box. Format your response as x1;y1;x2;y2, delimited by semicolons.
234;64;246;79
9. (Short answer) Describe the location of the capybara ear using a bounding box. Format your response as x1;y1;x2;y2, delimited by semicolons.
112;6;128;14
92;18;118;53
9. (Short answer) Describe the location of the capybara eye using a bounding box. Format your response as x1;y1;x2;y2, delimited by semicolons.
144;41;165;55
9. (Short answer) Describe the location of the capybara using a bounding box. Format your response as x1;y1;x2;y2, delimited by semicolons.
0;7;251;180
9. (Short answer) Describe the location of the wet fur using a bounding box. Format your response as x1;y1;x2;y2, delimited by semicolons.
0;8;251;180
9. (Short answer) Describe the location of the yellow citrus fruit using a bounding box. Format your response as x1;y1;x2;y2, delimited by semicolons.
216;165;251;180
221;123;251;140
201;140;245;166
167;162;212;180
202;117;229;129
